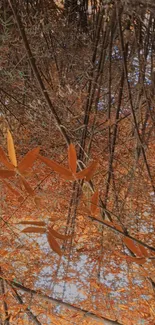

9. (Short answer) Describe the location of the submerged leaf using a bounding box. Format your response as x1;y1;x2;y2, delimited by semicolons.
0;146;14;170
7;130;17;167
3;180;23;199
0;170;15;178
91;190;99;214
76;160;98;181
123;237;143;257
47;232;62;256
18;147;40;173
22;227;46;234
20;176;34;196
19;221;46;226
39;155;74;180
68;143;77;174
48;226;72;240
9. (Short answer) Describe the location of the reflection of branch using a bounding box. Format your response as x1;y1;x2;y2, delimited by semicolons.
87;214;155;253
3;279;123;325
0;277;10;325
9;284;42;325
8;0;70;145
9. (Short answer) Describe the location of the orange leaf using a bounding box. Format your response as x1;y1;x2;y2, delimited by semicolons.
68;143;77;174
47;232;62;256
115;251;146;264
91;190;99;214
39;155;74;180
76;160;98;181
20;176;34;196
123;237;143;257
48;226;72;240
103;220;123;232
0;146;14;170
22;227;46;234
0;170;15;178
7;130;17;167
18;147;40;173
19;221;46;226
138;244;149;257
3;180;23;199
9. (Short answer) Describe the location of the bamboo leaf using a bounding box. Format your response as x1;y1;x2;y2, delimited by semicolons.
22;227;46;234
0;146;14;170
20;176;34;196
39;155;74;180
47;231;62;256
123;237;143;257
48;226;72;240
76;160;98;181
0;170;15;178
18;147;40;173
7;130;17;167
138;243;149;257
3;180;23;199
91;190;99;214
116;252;146;265
68;143;77;174
19;221;46;226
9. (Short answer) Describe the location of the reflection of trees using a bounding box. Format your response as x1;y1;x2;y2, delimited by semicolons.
0;1;155;324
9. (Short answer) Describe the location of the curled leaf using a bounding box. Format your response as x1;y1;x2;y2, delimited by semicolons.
91;190;99;214
47;232;62;256
0;146;14;170
68;143;77;174
76;160;98;181
22;227;46;234
39;155;74;180
48;226;72;240
0;170;15;178
18;147;40;173
7;130;17;167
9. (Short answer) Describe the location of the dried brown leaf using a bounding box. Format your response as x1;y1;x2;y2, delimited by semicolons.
68;143;77;174
123;237;143;257
22;227;46;234
47;232;62;256
19;221;46;226
18;147;40;173
20;176;34;196
76;160;98;181
91;190;99;214
7;130;17;167
0;146;14;170
0;170;15;178
48;226;72;240
39;155;74;180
